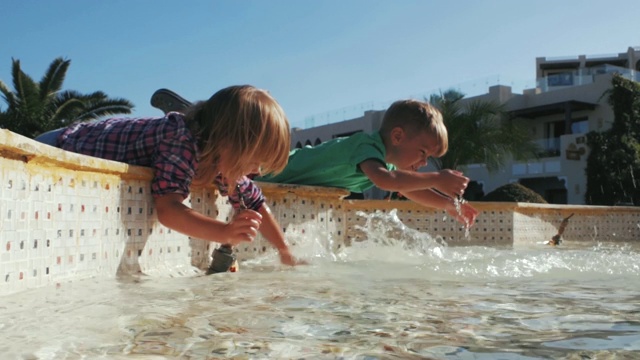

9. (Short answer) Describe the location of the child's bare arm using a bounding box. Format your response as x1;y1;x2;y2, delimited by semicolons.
360;159;477;226
155;193;261;246
257;203;307;266
359;159;469;199
402;189;478;227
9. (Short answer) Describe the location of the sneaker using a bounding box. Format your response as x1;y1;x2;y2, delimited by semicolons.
150;88;192;114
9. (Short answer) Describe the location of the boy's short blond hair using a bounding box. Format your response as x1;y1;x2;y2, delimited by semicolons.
379;99;448;158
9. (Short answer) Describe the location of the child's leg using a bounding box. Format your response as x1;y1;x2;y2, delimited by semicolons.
34;128;64;147
150;88;192;114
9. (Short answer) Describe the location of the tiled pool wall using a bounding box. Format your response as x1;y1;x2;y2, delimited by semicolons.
2;129;639;296
344;200;639;247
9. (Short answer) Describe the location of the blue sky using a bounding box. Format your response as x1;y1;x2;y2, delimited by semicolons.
1;0;638;129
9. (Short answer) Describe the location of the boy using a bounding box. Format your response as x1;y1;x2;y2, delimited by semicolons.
257;99;478;227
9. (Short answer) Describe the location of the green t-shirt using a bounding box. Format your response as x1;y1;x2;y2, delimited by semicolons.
257;131;394;193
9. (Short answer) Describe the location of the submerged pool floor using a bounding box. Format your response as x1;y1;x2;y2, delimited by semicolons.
1;241;639;359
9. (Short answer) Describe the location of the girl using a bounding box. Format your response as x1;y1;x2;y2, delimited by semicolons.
36;85;303;268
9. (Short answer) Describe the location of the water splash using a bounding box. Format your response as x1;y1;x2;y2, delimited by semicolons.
454;196;471;238
273;209;640;281
353;209;446;252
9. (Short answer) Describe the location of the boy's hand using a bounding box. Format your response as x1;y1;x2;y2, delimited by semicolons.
224;209;262;245
436;169;470;199
446;201;478;228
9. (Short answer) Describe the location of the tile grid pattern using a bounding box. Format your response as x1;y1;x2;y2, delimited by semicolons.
2;134;640;296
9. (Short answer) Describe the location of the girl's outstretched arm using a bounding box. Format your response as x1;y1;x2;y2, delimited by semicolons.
257;203;307;266
155;193;262;245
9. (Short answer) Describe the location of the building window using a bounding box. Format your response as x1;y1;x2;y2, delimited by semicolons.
547;72;574;86
545;120;565;138
571;118;588;134
541;121;564;157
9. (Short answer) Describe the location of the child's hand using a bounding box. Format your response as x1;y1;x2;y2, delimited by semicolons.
278;248;309;266
224;209;263;246
446;201;478;228
436;169;470;199
459;202;478;227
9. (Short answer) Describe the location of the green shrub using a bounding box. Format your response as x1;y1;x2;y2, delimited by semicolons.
585;74;640;206
480;183;548;203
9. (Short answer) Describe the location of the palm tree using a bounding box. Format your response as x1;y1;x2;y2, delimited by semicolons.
428;89;539;172
0;57;134;138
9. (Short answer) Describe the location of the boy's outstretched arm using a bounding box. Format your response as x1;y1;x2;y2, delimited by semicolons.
360;159;478;227
360;159;468;199
401;189;478;227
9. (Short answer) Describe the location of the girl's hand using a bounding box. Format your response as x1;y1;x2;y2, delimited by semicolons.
224;209;263;246
278;248;309;266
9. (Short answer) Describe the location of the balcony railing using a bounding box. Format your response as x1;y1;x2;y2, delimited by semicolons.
300;75;535;129
297;65;638;129
534;137;561;158
538;65;639;92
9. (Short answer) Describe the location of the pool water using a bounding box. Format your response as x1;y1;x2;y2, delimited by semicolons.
1;211;639;359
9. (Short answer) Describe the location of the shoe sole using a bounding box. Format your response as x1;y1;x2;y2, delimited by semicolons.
150;88;193;114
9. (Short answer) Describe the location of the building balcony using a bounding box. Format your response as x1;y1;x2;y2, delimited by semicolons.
537;65;640;92
534;137;561;158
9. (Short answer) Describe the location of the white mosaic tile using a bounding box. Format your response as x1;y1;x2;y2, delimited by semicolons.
1;132;640;297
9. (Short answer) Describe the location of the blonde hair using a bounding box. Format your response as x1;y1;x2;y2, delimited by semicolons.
185;85;290;186
379;99;448;157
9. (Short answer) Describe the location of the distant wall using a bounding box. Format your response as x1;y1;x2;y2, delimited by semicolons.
1;129;639;296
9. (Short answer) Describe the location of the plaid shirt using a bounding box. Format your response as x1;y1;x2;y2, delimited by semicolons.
57;113;264;211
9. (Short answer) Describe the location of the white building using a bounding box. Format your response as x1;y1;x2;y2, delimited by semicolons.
290;46;640;204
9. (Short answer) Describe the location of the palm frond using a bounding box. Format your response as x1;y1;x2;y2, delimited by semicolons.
73;91;134;121
1;58;135;137
9;58;49;136
46;92;86;129
429;88;538;172
0;79;17;110
39;57;70;101
11;59;40;105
